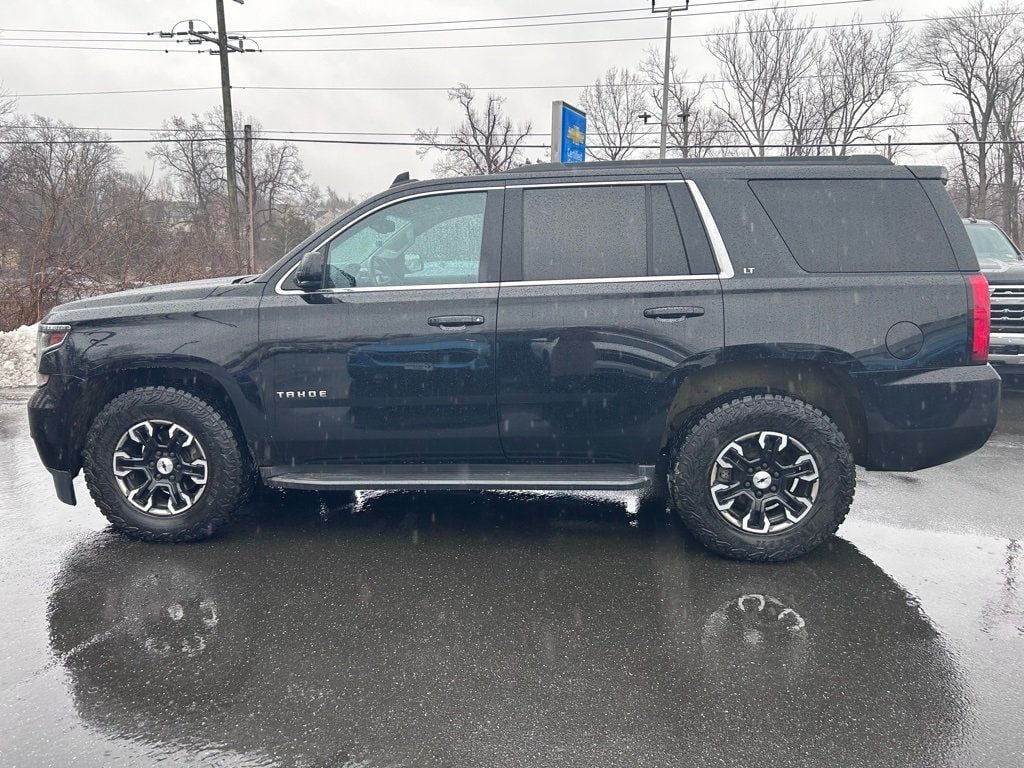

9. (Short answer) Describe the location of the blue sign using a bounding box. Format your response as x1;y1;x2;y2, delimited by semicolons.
551;101;586;164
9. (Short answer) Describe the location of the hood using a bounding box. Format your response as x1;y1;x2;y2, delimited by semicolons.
44;275;259;323
981;261;1024;286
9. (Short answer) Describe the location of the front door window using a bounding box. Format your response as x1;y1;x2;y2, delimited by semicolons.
325;192;487;289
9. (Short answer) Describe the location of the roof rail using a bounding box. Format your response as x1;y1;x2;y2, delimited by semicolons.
499;155;894;174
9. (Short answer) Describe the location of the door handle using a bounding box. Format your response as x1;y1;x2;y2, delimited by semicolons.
428;315;486;328
643;306;705;321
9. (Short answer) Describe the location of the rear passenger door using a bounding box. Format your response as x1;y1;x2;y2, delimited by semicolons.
495;179;726;463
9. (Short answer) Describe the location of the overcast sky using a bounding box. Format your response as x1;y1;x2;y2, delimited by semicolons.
1;0;956;198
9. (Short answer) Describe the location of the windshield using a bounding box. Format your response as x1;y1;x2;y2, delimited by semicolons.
964;220;1023;270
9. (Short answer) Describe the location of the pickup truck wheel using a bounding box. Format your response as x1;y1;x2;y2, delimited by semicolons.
83;386;246;542
669;394;855;562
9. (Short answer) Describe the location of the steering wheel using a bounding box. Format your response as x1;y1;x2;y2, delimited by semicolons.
369;252;405;287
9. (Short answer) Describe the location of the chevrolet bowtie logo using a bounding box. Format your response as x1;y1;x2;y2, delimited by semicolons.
566;125;585;145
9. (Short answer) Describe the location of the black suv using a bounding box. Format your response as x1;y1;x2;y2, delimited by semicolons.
29;157;1000;561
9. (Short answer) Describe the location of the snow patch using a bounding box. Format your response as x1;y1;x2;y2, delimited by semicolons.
0;324;38;388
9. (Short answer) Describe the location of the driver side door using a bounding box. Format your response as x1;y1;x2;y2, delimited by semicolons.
259;185;504;467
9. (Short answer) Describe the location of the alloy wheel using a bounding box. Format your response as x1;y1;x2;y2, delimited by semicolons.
709;430;820;535
112;420;209;516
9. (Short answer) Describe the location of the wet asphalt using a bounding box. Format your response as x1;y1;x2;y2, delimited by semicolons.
1;384;1023;768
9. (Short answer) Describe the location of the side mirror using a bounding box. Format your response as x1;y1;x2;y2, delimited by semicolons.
404;253;424;273
294;251;325;291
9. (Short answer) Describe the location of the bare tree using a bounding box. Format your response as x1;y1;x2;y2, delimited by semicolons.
814;16;912;155
415;85;533;175
993;43;1024;238
151;111;314;270
640;46;728;157
916;1;1024;218
149;114;223;238
0;118;153;326
705;5;819;156
578;67;650;161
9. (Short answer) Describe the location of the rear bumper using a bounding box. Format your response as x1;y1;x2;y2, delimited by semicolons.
854;364;1000;472
28;379;79;505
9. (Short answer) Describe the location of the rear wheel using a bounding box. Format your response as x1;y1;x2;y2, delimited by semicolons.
668;394;855;562
83;386;247;542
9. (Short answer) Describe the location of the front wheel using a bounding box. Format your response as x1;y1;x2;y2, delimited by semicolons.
83;386;247;542
669;394;856;562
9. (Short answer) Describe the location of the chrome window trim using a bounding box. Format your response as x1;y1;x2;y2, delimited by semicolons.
507;178;690;189
685;179;735;279
274;178;734;296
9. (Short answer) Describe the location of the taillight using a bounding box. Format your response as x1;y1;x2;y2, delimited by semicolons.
967;274;990;363
36;324;70;385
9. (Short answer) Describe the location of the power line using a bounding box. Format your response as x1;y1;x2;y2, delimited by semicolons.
0;1;873;43
232;0;875;39
0;72;954;98
0;134;1020;149
0;2;758;37
10;86;222;97
18;119;1020;137
1;12;1018;55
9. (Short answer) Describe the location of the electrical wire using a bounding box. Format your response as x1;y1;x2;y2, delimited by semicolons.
0;1;873;44
1;11;1017;55
0;135;1018;149
13;119;1015;137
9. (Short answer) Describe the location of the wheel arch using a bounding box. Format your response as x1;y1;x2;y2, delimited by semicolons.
662;357;868;466
72;362;265;470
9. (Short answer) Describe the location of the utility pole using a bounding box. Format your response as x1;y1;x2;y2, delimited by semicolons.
152;1;257;259
651;2;690;160
243;123;256;274
215;0;240;253
681;111;690;158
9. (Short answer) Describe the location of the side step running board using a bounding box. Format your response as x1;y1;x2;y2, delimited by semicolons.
262;464;654;492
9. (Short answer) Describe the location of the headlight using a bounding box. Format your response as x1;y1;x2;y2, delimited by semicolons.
36;324;71;385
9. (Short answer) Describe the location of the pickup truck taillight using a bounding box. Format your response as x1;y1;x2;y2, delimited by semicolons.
968;274;990;363
36;324;70;385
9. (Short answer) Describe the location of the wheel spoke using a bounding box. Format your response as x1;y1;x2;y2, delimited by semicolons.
165;481;192;514
128;479;158;512
711;482;750;511
180;458;208;485
741;497;771;534
716;442;758;473
113;451;149;477
778;453;819;482
774;489;813;523
168;423;193;448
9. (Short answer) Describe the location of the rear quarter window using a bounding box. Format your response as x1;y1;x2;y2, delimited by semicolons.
750;179;958;273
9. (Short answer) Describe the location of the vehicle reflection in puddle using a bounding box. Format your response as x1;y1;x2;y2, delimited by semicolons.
48;490;967;768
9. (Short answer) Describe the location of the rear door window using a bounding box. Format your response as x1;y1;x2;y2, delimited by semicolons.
749;179;958;273
522;186;646;281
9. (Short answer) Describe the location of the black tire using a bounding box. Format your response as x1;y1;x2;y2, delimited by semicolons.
83;386;246;542
668;393;855;562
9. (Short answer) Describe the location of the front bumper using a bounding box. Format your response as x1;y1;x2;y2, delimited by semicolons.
989;333;1024;365
854;364;1001;472
28;380;79;505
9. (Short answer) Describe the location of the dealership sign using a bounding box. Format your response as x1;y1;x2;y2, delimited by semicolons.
550;101;587;164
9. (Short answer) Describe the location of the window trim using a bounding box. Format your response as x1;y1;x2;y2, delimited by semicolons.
274;179;733;295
